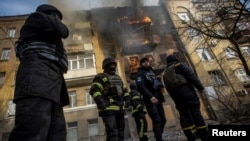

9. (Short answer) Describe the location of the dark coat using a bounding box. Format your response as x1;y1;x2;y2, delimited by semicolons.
136;67;164;104
166;55;204;93
14;11;69;106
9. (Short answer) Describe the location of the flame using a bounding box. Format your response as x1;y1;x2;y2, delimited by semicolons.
117;16;151;24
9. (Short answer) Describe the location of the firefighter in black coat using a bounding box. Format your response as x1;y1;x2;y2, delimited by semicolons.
9;4;69;141
129;82;148;141
89;57;131;141
164;54;208;141
135;57;166;141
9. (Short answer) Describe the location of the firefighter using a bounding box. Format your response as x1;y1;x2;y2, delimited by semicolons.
129;82;148;141
8;4;69;141
135;57;166;141
164;54;208;141
89;57;131;141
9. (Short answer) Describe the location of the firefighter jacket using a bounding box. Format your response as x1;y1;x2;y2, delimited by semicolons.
130;89;147;117
13;11;69;106
136;67;165;104
89;73;130;116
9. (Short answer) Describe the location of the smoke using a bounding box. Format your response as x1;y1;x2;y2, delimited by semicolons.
48;0;160;11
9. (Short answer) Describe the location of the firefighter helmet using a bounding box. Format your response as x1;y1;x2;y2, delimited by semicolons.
139;57;149;66
102;57;117;69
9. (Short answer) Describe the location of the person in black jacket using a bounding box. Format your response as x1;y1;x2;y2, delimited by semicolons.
8;4;69;141
163;54;208;141
129;82;148;141
135;57;166;141
89;57;131;141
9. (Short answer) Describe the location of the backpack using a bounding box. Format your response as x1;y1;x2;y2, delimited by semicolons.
162;63;188;91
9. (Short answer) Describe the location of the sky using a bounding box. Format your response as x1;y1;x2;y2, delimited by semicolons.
0;0;160;17
0;0;48;16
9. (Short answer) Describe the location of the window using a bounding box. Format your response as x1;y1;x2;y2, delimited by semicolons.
177;13;190;23
235;68;250;82
88;119;98;138
202;14;214;23
205;86;218;100
68;91;77;107
0;72;6;85
72;33;82;41
196;48;214;61
241;46;250;56
68;54;94;70
7;100;15;116
7;27;16;38
67;122;78;141
86;89;95;105
224;47;237;58
1;48;11;60
208;70;226;85
214;30;224;37
186;29;199;38
236;22;249;31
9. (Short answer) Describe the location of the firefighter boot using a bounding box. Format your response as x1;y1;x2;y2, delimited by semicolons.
139;135;148;141
197;127;208;141
183;129;198;141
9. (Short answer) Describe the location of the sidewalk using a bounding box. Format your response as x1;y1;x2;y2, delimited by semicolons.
126;119;218;141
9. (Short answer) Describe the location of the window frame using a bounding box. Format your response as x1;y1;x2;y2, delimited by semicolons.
67;122;78;141
7;100;16;116
88;119;99;137
1;48;11;60
7;27;16;38
0;72;6;86
86;89;95;105
196;48;214;61
208;70;226;85
68;91;77;108
241;46;250;56
224;47;237;58
67;54;94;70
177;12;190;22
235;68;250;82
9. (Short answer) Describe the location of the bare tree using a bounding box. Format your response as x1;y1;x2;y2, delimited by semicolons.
172;0;250;75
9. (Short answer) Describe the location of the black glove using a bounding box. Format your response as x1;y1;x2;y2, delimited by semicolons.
96;97;108;110
138;105;144;112
125;100;131;108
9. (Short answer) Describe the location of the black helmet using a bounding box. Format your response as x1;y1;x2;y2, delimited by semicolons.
139;57;149;66
166;54;179;64
36;4;63;20
102;57;117;69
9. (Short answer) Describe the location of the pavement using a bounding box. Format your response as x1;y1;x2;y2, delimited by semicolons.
125;120;219;141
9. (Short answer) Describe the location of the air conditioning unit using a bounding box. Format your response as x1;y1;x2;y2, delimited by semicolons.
238;89;248;96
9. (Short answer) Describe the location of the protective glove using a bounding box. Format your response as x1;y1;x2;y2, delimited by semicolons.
138;105;144;112
96;97;108;110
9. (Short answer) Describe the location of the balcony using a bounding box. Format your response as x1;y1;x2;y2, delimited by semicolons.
64;68;97;87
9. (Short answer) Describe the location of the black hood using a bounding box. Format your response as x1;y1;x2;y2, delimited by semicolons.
36;4;63;20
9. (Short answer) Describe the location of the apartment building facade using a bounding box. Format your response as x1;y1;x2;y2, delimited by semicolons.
4;0;248;140
0;3;189;141
164;0;250;121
